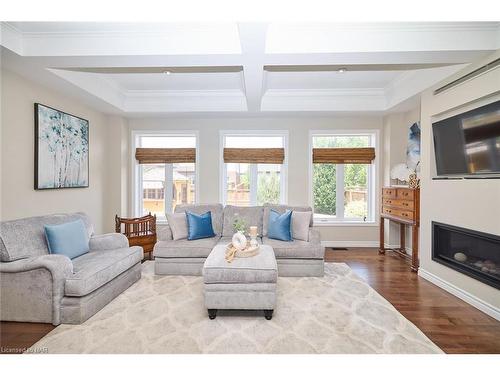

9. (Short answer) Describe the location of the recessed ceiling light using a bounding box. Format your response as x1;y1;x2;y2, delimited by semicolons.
162;70;172;75
338;68;347;73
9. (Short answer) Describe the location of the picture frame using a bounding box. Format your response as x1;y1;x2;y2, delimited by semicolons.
34;103;89;190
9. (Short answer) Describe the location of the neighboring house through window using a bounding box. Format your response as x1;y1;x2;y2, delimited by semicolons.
133;132;198;221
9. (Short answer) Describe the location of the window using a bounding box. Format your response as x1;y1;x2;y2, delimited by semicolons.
133;133;197;221
310;131;377;224
221;132;287;206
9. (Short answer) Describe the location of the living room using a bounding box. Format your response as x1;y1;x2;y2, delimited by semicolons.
1;0;499;372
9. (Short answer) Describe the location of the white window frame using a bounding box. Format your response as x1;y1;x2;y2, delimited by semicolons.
308;129;379;226
131;130;199;222
219;130;289;206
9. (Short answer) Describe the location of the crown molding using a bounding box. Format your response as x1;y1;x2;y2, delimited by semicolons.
264;88;385;97
124;89;245;98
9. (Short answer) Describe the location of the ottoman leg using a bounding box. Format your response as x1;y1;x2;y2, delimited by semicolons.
264;310;273;320
208;309;217;320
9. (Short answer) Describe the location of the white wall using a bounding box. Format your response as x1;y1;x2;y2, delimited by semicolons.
128;116;385;243
382;107;420;252
419;50;500;319
0;68;116;233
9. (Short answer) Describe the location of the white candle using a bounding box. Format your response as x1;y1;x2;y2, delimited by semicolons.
249;226;258;236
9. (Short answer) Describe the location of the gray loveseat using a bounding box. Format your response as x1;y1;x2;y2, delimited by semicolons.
0;213;143;325
154;203;324;277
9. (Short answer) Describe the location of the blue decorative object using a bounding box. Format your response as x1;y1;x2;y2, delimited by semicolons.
186;211;216;240
267;209;293;241
406;121;421;171
44;219;89;259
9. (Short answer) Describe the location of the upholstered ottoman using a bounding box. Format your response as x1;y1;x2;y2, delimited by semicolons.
202;244;277;320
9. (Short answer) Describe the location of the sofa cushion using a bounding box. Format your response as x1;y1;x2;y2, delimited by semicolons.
222;205;264;237
262;204;313;236
44;219;90;259
65;246;143;297
263;237;324;259
153;237;220;258
291;211;312;241
0;212;94;262
175;204;223;236
203;244;277;284
186;211;216;240
267;209;293;241
166;213;188;240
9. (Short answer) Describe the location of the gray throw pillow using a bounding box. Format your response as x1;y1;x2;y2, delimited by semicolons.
291;211;311;241
166;213;188;240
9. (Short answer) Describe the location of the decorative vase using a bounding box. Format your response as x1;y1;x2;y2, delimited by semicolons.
408;172;420;189
249;226;259;248
231;231;247;251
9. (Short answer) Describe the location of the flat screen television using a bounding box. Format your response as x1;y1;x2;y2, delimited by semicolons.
432;100;500;178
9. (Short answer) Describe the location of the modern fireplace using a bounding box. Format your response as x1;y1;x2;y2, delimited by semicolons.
432;221;500;289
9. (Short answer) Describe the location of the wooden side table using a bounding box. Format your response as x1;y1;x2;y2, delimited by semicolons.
379;187;420;272
115;213;157;260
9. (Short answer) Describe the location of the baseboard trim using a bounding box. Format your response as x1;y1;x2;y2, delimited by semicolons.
322;241;379;248
418;268;500;321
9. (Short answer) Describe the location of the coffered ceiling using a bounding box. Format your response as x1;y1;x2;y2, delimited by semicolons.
1;22;499;116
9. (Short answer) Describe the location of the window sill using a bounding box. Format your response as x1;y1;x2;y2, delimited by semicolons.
313;221;378;227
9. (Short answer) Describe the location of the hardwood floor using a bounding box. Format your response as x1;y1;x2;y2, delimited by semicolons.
1;248;499;354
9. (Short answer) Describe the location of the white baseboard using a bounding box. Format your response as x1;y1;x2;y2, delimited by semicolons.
322;240;379;248
418;268;500;321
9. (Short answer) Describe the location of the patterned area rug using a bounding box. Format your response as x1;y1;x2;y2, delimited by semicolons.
30;262;442;354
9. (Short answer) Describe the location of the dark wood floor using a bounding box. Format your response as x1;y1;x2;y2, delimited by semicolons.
1;248;499;354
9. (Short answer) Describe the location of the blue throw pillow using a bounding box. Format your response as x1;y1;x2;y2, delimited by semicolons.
44;219;89;259
267;209;293;241
186;211;216;240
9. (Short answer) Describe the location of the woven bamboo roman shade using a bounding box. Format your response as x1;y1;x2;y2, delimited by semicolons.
312;147;375;164
135;148;196;164
223;148;285;164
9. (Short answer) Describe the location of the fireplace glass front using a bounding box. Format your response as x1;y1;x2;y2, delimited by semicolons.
432;221;500;289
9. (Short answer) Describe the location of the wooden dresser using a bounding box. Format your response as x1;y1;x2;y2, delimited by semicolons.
379;187;420;271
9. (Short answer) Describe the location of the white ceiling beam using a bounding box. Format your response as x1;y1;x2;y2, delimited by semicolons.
238;23;267;112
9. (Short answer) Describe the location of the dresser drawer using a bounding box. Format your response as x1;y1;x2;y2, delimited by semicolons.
397;189;415;201
382;207;415;221
383;198;414;210
382;188;397;198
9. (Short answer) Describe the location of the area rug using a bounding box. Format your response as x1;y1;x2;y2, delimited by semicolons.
30;262;443;354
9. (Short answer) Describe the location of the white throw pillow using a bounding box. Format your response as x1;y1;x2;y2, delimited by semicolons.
291;211;311;241
166;213;188;240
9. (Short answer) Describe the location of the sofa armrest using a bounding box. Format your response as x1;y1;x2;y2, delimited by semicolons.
0;254;73;325
89;233;129;251
308;228;321;244
157;224;173;241
0;254;73;276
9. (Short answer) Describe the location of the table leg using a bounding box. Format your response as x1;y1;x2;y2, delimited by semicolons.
400;223;406;254
379;217;385;254
411;225;419;272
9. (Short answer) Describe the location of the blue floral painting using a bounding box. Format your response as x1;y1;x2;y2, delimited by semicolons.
406;121;421;172
35;104;89;189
